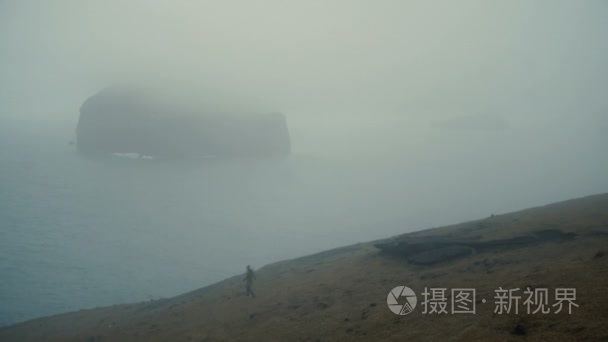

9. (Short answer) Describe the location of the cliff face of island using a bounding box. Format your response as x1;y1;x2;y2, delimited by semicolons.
76;88;291;159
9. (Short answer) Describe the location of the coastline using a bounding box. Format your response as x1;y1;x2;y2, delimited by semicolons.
2;193;608;341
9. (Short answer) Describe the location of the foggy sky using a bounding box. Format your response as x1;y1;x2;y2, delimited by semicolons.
1;0;607;160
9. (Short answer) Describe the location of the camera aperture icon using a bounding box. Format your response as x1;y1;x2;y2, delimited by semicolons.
387;286;417;315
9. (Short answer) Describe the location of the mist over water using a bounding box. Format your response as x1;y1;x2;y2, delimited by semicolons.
1;0;608;328
1;116;605;326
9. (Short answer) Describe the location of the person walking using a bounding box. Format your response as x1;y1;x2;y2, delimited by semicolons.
244;265;256;298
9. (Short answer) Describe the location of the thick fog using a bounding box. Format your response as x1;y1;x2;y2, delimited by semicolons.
3;0;607;198
0;0;607;325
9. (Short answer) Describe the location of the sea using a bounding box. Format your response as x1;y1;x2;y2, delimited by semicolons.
1;117;605;326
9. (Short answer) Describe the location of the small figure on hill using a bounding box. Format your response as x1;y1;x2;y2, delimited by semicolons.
244;265;256;298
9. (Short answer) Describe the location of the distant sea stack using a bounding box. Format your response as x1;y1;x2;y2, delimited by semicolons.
76;87;290;159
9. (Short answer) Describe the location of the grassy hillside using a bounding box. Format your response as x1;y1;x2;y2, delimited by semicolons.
2;194;608;341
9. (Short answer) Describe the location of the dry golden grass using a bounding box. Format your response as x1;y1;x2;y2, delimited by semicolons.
1;193;607;341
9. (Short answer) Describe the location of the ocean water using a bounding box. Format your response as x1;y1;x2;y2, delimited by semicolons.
0;119;411;326
1;118;606;326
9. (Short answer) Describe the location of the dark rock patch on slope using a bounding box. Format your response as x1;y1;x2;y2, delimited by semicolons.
375;229;576;265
